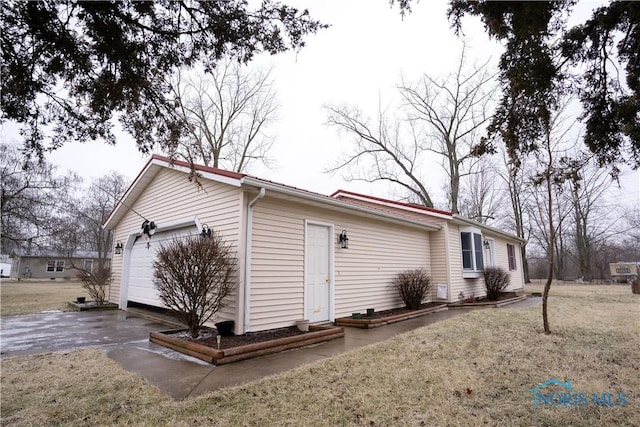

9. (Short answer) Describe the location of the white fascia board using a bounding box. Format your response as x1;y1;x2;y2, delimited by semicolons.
241;177;441;232
103;162;160;230
453;215;525;242
333;191;452;221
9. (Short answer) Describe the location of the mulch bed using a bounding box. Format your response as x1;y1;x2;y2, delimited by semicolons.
335;302;449;329
359;302;444;319
176;326;308;350
447;293;527;308
150;325;345;364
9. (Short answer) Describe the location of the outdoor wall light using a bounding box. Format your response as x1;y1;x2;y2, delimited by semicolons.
201;224;212;238
114;241;123;255
483;239;490;249
339;230;349;249
141;220;157;238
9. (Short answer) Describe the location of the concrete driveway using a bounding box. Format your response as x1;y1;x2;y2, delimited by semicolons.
0;298;540;400
0;310;171;356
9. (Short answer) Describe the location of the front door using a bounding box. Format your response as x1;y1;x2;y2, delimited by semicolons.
305;224;331;323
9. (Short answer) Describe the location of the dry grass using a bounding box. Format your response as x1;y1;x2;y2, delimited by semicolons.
2;285;639;426
0;279;93;316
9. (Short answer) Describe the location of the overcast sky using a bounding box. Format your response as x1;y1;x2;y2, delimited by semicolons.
6;0;639;209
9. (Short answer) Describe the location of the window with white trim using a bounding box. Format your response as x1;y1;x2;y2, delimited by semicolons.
46;260;65;272
460;227;484;277
507;244;517;271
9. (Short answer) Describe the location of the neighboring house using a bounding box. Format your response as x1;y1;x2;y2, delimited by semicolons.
9;249;110;280
1;254;12;278
104;155;525;334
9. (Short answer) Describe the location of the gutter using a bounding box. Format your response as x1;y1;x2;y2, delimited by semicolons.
241;177;441;232
243;187;265;333
452;214;525;243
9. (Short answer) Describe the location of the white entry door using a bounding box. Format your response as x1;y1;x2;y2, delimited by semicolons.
305;224;331;323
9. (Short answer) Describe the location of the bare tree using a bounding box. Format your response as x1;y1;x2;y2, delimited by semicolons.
565;159;617;281
499;149;533;283
169;60;278;172
153;233;237;338
1;142;79;252
326;45;495;211
325;103;434;207
457;157;502;223
398;45;496;213
529;100;580;334
76;172;127;262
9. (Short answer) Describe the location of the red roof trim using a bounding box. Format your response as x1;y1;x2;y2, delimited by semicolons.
330;189;453;217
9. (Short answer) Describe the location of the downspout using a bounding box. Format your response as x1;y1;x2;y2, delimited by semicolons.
244;187;265;332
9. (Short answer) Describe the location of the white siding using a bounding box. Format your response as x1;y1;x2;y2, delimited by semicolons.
491;236;525;291
428;225;450;300
249;196;433;331
448;224;485;301
447;225;525;301
110;168;242;323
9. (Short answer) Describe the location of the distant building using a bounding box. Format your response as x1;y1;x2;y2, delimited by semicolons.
609;262;640;283
9;249;111;280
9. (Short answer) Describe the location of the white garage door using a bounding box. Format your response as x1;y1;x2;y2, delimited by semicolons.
126;227;196;307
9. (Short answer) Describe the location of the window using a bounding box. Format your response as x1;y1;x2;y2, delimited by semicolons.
47;260;64;272
461;227;484;277
507;244;517;271
83;259;93;272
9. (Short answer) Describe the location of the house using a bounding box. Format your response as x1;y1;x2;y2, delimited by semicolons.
104;155;525;333
9;249;110;280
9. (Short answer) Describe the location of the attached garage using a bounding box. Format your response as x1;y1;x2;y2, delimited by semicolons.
120;221;200;309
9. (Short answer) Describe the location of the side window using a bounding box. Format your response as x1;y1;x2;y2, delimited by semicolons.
460;227;484;276
55;260;64;272
47;261;55;272
461;232;473;269
507;244;517;271
474;233;484;270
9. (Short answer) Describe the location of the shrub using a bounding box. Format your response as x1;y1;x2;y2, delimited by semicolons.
483;267;511;300
77;265;110;305
153;233;237;338
393;268;431;310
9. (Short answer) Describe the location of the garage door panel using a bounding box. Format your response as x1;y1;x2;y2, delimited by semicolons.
126;227;196;307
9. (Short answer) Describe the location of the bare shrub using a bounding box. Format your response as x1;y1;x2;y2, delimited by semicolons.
153;233;237;338
393;268;431;309
484;267;511;300
77;265;111;305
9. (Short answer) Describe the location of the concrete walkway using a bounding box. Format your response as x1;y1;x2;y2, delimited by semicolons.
0;297;540;400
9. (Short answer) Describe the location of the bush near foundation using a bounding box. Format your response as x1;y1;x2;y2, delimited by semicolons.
77;265;110;305
393;268;432;310
484;267;510;300
153;233;237;338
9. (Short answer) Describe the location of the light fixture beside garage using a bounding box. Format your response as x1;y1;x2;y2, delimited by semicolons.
338;230;349;249
114;241;123;255
201;224;212;238
141;220;157;238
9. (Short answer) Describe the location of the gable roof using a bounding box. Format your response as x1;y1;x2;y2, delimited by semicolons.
332;189;524;243
104;155;443;232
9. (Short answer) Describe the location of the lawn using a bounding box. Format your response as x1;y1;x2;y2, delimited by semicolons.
0;279;93;316
1;284;638;426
